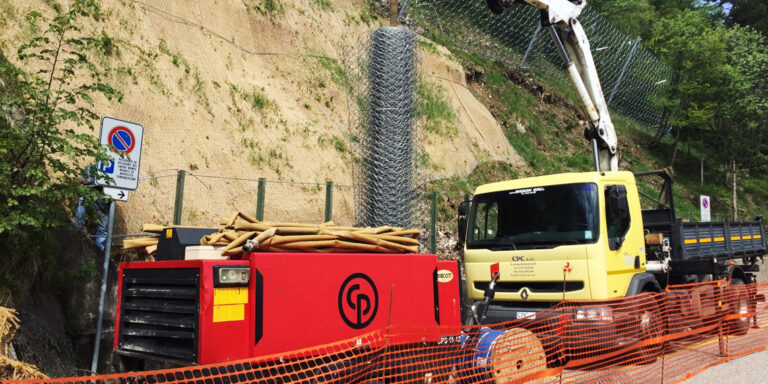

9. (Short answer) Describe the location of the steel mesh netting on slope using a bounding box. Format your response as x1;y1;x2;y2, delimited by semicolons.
357;27;418;229
404;0;674;130
7;279;768;384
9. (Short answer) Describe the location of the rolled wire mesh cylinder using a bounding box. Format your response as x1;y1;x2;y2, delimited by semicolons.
361;27;416;228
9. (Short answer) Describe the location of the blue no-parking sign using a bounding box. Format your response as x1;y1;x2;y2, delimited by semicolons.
97;116;144;191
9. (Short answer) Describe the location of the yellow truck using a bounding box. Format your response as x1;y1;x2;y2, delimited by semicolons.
456;4;768;367
459;169;765;323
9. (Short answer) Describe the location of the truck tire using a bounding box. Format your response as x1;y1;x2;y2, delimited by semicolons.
727;278;751;336
632;293;664;365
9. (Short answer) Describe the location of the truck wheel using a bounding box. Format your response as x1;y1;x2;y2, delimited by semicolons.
727;278;751;336
633;295;664;365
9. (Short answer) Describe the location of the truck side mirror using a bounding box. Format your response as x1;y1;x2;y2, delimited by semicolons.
458;200;469;216
608;186;629;219
458;201;470;245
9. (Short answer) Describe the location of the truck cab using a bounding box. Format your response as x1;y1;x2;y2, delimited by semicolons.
461;171;649;323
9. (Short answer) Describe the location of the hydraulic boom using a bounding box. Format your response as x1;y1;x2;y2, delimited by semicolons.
487;0;618;171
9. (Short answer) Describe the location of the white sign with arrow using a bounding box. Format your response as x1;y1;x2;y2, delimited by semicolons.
103;186;129;202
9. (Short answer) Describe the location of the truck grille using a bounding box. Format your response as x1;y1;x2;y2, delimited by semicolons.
118;268;199;363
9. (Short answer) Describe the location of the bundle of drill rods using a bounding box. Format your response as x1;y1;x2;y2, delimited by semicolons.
124;212;421;257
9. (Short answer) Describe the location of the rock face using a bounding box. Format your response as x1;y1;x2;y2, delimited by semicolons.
9;228;119;376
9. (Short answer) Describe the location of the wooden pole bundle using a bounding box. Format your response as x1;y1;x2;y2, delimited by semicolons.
123;212;422;257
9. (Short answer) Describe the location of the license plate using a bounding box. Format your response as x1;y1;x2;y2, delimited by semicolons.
516;311;536;319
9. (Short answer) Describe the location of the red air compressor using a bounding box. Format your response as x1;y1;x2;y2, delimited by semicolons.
113;245;462;371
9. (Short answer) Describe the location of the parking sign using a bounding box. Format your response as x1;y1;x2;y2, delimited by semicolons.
96;116;144;191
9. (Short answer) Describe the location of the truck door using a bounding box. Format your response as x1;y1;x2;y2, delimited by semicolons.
602;184;645;297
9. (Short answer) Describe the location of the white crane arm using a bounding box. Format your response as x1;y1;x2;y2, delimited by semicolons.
486;0;618;171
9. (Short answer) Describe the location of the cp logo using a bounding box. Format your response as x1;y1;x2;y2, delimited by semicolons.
338;273;378;329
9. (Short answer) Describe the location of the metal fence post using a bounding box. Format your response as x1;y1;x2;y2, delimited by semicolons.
397;0;410;25
256;178;266;221
430;192;438;254
520;23;542;69
173;170;186;225
325;181;334;223
607;37;641;106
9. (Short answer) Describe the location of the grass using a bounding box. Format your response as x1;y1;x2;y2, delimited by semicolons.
317;134;349;154
229;83;273;114
0;0;15;29
315;57;353;93
416;80;457;136
312;0;332;11
244;0;284;19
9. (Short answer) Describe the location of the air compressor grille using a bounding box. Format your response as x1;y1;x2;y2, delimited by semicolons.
117;268;200;363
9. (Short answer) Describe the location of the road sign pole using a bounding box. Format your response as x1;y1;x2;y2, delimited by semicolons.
91;200;116;374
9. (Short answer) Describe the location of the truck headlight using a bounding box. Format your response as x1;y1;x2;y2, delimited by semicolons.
214;266;250;287
574;307;613;322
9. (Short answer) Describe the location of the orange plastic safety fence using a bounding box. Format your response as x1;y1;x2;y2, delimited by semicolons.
5;280;768;384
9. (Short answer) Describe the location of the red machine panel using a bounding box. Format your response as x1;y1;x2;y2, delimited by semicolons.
114;253;461;366
249;253;461;356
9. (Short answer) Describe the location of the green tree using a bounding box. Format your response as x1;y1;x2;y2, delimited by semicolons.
0;0;120;296
710;26;768;217
708;0;768;36
647;8;732;167
588;0;658;38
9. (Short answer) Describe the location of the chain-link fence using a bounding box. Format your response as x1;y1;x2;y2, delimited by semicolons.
405;0;673;130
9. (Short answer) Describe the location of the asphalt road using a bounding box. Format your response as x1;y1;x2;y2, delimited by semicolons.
681;348;768;383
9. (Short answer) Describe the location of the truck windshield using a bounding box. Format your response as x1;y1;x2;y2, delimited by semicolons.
467;183;599;250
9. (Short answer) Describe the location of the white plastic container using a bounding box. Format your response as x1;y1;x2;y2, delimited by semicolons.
185;245;229;260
